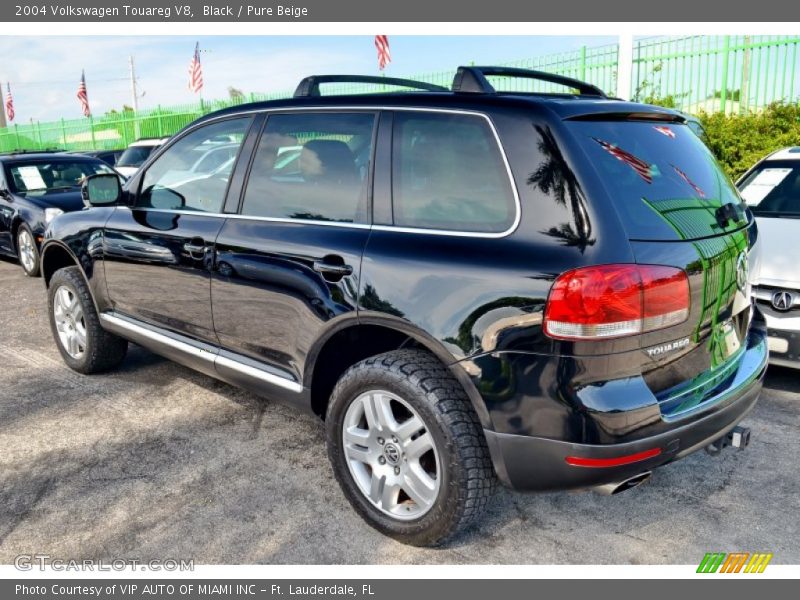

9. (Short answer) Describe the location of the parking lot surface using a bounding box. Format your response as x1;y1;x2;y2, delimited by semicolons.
0;258;798;565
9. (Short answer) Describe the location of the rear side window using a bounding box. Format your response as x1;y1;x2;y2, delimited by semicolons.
566;120;745;241
392;112;516;233
241;112;376;223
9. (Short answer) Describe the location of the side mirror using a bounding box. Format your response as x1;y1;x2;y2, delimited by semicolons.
81;174;122;207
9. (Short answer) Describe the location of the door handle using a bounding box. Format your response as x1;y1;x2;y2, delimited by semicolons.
183;238;207;255
313;258;353;279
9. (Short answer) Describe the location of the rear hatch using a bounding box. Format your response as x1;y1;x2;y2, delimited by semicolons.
565;116;755;417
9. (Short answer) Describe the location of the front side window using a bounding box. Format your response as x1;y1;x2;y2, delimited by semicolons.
6;160;114;194
241;112;375;223
139;118;250;212
392;112;516;233
117;145;158;168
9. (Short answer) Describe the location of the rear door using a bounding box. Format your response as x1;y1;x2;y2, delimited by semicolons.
103;116;253;343
210;111;376;394
564;118;755;409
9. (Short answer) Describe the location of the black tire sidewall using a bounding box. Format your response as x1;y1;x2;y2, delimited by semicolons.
326;362;467;546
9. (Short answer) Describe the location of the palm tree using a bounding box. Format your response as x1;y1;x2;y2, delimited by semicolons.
527;124;594;252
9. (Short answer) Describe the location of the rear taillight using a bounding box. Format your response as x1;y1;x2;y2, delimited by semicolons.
543;264;689;340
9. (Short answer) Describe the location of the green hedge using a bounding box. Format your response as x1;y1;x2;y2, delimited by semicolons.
699;102;800;181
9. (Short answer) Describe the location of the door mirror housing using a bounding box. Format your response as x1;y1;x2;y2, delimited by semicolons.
81;174;122;207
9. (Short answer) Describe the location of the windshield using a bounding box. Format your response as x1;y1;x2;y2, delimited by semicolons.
737;160;800;217
117;145;158;168
566;119;746;240
6;160;114;193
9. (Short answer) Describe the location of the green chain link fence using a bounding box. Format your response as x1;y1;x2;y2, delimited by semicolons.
3;35;800;154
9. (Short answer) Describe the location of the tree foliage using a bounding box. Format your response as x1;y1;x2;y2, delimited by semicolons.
698;102;800;180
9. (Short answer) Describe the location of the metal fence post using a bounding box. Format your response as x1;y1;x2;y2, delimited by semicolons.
60;118;67;147
720;35;731;114
156;105;164;138
14;124;20;149
580;45;587;81
89;115;97;150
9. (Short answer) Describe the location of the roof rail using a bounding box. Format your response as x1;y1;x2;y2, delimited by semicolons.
452;66;606;98
293;75;448;98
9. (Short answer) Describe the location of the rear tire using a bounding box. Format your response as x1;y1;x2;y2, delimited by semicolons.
48;266;128;374
326;349;496;546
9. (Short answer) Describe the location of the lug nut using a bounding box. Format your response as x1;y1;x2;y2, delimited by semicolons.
378;456;386;465
377;437;385;445
392;436;398;443
394;466;400;475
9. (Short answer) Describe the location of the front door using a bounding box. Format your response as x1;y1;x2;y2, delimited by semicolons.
103;116;253;343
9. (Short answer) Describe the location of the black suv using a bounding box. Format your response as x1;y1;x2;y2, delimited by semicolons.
41;67;767;546
0;151;118;276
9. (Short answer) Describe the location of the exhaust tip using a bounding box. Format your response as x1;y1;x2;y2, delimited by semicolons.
595;471;652;496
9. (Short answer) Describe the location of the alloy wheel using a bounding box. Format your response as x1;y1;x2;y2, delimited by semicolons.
342;390;441;520
53;285;87;359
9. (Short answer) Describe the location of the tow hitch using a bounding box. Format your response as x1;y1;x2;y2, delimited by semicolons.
705;425;751;456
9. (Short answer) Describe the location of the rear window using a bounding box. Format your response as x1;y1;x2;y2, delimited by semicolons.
117;145;158;168
566;120;745;241
392;112;516;233
737;160;800;217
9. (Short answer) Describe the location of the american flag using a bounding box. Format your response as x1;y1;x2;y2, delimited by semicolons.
4;83;14;122
77;71;91;117
374;35;391;70
593;137;653;184
188;42;203;94
653;125;676;138
672;164;706;198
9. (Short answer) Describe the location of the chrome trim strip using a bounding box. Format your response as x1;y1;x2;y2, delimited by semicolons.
99;313;303;393
124;106;521;239
100;313;216;362
216;354;304;394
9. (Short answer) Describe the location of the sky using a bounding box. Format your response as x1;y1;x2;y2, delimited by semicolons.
0;35;617;123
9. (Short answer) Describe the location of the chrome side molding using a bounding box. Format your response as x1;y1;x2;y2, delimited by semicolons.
99;312;303;394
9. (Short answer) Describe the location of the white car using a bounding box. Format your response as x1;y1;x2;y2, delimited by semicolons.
115;138;170;178
737;147;800;369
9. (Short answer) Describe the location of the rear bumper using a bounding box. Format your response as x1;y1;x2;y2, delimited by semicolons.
483;328;768;491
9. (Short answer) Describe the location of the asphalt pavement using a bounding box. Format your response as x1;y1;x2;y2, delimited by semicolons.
0;257;797;564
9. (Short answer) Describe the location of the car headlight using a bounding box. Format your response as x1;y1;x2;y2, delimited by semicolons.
44;208;64;224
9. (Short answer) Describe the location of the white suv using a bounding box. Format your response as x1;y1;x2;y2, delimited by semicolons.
115;138;170;178
738;147;800;369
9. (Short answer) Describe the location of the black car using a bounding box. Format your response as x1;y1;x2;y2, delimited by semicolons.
0;151;118;276
68;149;124;167
41;67;767;546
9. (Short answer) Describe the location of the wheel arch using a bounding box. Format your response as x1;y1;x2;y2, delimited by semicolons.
304;313;493;431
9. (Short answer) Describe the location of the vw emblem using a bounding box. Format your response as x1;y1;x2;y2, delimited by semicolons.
772;291;795;311
383;443;401;465
735;252;749;293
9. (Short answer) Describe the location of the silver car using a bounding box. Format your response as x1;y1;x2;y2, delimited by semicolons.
738;147;800;369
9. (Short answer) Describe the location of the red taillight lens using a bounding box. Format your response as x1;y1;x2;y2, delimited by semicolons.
544;264;689;340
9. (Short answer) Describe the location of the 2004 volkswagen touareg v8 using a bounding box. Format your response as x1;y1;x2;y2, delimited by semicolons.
41;67;767;546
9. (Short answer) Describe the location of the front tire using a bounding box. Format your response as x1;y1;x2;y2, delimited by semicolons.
17;225;40;277
48;266;128;374
326;349;497;546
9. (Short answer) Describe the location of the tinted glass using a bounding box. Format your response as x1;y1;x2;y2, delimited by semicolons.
139;118;250;213
392;112;515;233
737;160;800;217
241;112;375;223
567;120;746;240
6;160;114;194
117;145;157;168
